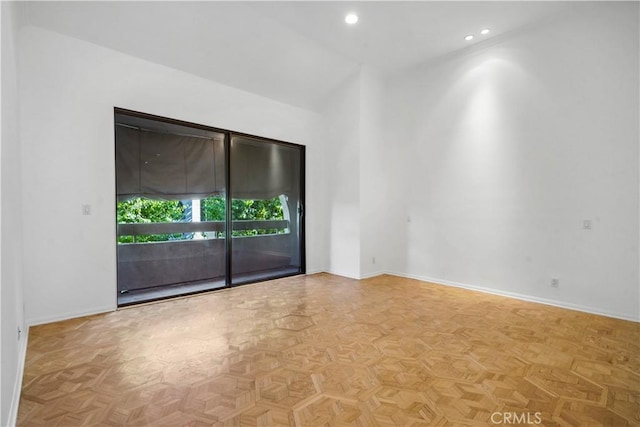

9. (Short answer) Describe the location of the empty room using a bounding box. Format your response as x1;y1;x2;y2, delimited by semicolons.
1;1;638;426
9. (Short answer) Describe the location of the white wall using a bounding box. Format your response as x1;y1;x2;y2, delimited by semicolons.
12;2;639;331
385;3;639;320
359;67;390;278
318;66;393;280
18;26;327;325
1;2;26;424
319;65;393;280
320;70;362;278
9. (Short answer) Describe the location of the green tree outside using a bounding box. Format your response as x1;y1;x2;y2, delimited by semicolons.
116;198;185;243
117;196;286;243
201;196;285;237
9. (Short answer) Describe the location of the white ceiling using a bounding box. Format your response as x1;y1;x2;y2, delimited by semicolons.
23;1;574;111
248;1;573;73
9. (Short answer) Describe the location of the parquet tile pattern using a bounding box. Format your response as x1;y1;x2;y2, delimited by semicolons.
18;274;639;426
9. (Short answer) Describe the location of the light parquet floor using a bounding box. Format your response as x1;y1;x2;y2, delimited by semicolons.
18;274;639;426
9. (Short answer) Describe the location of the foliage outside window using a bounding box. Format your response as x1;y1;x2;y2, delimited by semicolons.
201;197;285;237
117;196;286;243
117;198;185;243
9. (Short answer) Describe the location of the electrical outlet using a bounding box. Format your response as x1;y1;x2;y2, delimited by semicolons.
551;278;559;288
583;220;592;230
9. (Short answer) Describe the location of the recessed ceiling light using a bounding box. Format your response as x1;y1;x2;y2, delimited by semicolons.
464;35;474;41
480;28;491;35
345;13;358;25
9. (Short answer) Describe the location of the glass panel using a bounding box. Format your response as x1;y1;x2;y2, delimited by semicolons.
230;135;303;285
115;113;226;304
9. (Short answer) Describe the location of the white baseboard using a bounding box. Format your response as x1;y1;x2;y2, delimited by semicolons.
385;271;639;323
359;270;386;280
8;326;29;427
304;269;326;275
27;305;116;327
326;270;361;280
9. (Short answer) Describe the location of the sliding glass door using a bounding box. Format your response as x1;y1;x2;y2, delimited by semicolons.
115;109;304;305
230;135;304;285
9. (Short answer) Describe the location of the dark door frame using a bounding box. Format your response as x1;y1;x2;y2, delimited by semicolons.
114;107;306;304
